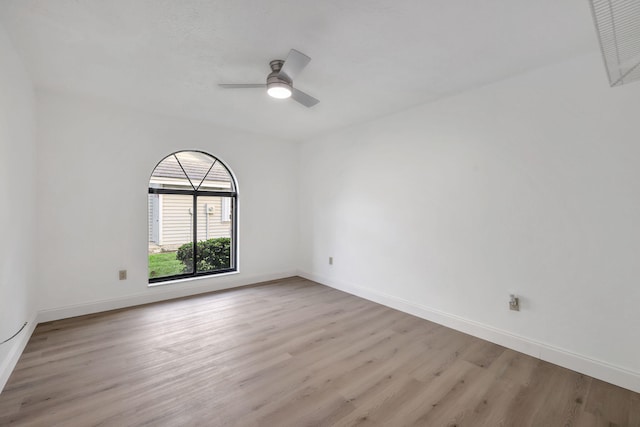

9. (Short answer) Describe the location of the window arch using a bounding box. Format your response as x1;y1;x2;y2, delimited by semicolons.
148;151;237;283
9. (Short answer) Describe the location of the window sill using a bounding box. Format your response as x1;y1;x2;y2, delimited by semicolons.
147;270;239;288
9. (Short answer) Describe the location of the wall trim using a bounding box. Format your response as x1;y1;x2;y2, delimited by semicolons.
38;271;298;323
0;312;38;393
298;270;640;393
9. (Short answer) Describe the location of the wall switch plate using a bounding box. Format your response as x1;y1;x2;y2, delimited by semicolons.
329;257;333;265
119;270;127;280
509;294;519;311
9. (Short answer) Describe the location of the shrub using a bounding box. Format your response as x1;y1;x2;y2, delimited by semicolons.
176;237;231;272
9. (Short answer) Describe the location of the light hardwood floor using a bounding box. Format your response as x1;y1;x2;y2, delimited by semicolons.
1;277;638;426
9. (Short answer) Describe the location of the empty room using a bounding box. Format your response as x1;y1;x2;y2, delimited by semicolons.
1;1;640;425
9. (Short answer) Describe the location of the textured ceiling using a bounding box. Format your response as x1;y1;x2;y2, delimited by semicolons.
0;0;598;141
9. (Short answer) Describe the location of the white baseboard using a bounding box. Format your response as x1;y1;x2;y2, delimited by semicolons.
298;270;640;393
0;312;38;393
38;271;298;323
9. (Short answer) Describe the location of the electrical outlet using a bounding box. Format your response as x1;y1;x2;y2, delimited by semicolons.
119;270;127;280
509;294;519;311
329;257;333;265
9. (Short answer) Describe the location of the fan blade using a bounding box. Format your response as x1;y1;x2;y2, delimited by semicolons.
279;49;311;81
291;88;319;108
218;84;265;88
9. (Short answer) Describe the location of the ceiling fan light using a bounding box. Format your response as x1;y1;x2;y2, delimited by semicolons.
267;82;292;99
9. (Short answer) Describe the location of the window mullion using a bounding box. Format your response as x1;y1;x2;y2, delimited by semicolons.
193;194;198;276
148;188;196;196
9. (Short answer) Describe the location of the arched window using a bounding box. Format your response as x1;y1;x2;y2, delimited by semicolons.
148;151;237;283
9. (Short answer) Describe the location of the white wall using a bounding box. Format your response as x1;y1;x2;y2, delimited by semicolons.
0;25;38;390
36;90;299;320
299;53;640;392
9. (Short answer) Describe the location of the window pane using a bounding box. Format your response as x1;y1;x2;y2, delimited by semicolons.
150;154;193;190
148;194;194;279
199;161;235;192
174;151;216;190
195;197;232;273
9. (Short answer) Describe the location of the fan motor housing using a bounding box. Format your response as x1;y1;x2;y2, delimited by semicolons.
267;73;292;86
267;60;292;95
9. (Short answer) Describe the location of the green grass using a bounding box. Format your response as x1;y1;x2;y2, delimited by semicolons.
148;252;185;278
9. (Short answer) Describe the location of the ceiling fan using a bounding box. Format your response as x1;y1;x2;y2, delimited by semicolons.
219;49;319;108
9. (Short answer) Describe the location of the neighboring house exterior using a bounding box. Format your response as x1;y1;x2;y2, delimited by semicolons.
148;152;233;252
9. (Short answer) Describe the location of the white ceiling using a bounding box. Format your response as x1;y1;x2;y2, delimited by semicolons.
0;0;598;141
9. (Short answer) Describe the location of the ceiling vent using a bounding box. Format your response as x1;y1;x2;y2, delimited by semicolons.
590;0;640;86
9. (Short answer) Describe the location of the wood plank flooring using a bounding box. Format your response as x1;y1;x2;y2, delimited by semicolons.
1;277;638;426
